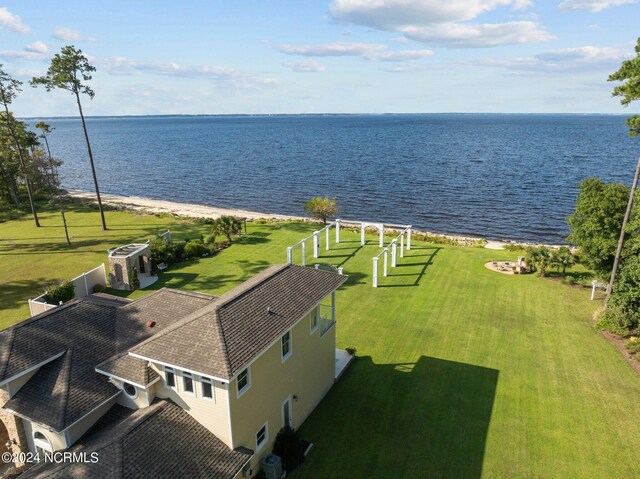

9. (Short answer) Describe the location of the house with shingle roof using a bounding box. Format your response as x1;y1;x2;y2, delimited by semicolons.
0;264;348;478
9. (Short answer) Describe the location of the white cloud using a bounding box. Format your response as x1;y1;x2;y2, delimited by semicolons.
284;60;326;72
277;42;433;62
328;0;553;47
0;7;31;33
558;0;636;12
0;50;46;61
474;45;629;73
52;27;95;42
25;41;48;54
99;56;280;91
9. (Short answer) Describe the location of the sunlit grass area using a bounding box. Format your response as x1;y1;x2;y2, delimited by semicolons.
1;203;638;478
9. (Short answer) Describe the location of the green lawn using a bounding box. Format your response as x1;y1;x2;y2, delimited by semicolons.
1;204;638;478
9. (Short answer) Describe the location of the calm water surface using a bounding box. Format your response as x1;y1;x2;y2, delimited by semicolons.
33;114;639;243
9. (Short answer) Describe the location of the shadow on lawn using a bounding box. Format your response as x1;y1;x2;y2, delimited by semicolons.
300;355;498;479
379;247;441;287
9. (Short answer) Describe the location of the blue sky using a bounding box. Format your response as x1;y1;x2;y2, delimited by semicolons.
1;0;639;115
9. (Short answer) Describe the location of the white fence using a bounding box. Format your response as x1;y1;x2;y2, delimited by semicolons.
28;264;108;317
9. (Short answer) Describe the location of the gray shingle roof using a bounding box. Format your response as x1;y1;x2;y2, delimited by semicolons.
22;399;253;479
95;354;159;387
1;288;216;431
131;264;347;380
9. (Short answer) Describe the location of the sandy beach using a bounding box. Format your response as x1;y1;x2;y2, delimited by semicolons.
67;189;516;248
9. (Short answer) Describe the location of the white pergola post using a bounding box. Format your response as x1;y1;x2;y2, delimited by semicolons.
361;224;366;246
372;257;379;288
336;220;341;243
379;226;384;247
407;227;412;250
325;227;330;251
301;241;307;266
313;232;320;258
287;247;293;264
383;250;388;277
391;240;397;267
591;281;597;301
400;233;405;258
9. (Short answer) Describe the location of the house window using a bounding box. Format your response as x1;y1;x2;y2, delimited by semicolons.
256;423;268;451
281;331;292;361
201;377;215;401
310;307;318;333
183;372;195;395
123;382;137;398
33;431;51;461
237;368;250;397
165;367;176;389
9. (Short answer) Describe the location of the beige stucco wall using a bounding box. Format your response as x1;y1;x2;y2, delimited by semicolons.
65;395;119;446
150;364;233;447
228;305;336;470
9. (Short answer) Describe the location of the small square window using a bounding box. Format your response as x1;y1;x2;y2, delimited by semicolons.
256;423;268;450
281;331;291;361
201;377;214;401
165;367;176;389
183;372;194;394
237;368;250;396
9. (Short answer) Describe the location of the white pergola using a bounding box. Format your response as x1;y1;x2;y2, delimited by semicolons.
286;220;342;265
371;225;412;288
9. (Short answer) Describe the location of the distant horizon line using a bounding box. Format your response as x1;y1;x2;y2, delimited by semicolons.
18;112;637;120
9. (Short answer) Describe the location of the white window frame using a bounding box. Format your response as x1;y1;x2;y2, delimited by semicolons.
200;376;215;402
310;306;318;334
182;371;195;396
237;367;251;398
281;330;292;362
256;422;268;452
165;366;177;390
33;431;52;461
122;382;138;399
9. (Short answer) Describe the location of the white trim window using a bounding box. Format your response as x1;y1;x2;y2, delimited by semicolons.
281;330;292;362
165;366;176;390
33;431;52;461
310;307;318;334
183;371;195;395
237;368;251;397
256;422;268;451
201;376;215;402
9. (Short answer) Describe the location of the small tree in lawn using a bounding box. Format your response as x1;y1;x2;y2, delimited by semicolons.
31;45;107;231
304;196;338;225
211;215;242;243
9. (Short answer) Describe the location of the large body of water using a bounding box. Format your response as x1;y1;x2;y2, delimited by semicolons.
34;114;639;243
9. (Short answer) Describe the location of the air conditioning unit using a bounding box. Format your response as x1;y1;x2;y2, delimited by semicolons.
261;454;282;479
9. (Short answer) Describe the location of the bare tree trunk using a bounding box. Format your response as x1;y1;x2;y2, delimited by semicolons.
75;92;107;230
606;157;640;303
42;133;71;246
1;106;39;226
0;161;20;207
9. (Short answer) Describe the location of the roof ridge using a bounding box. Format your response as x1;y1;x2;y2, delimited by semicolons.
214;264;289;310
58;350;73;430
210;308;232;378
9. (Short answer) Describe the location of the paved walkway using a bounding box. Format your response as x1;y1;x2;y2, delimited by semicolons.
335;349;354;379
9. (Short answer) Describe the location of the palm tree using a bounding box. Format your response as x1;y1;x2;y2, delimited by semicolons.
526;246;552;277
31;45;107;230
551;246;575;276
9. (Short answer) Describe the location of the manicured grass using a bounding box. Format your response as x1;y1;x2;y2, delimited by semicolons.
1;205;639;478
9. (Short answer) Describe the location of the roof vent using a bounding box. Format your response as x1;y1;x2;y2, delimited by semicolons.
267;307;274;314
146;320;156;328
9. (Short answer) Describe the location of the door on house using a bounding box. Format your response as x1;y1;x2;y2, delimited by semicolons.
283;397;292;429
139;255;146;274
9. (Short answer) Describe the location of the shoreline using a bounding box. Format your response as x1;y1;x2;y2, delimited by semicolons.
67;189;561;249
